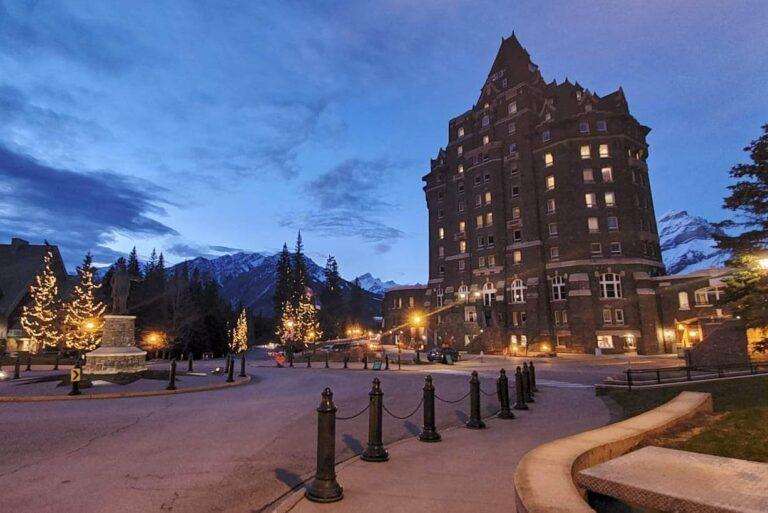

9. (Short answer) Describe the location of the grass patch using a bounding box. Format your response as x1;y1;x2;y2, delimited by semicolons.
603;375;768;419
677;407;768;462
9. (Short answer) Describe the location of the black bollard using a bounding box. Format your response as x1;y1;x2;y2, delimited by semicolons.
397;353;401;370
418;375;441;442
188;352;194;372
325;352;329;369
497;369;515;419
343;354;349;369
239;353;247;377
363;354;368;370
361;378;389;462
513;366;528;410
416;348;421;364
53;353;59;371
167;359;177;390
522;362;535;403
25;354;32;372
226;355;235;383
307;354;312;368
466;370;486;429
13;356;20;380
529;360;539;392
289;350;294;368
305;388;344;503
385;355;389;370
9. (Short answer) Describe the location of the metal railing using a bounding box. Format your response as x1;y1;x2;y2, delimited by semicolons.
620;360;768;391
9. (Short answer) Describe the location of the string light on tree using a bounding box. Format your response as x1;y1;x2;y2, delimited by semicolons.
62;252;107;352
230;307;248;353
20;245;63;353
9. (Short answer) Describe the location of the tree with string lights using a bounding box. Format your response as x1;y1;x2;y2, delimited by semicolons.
230;307;249;353
20;245;63;353
63;252;107;352
278;292;321;352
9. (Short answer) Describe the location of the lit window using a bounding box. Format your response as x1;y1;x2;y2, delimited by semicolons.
601;167;613;182
476;215;483;228
488;255;496;267
695;286;723;306
596;120;607;132
457;145;463;156
588;217;599;232
479;256;486;267
580;145;591;159
459;240;467;253
551;275;566;301
600;273;622;299
599;144;610;158
512;207;521;219
544;153;554;167
436;287;444;307
508;102;517;115
542;130;551;142
614;309;625;325
590;242;602;255
546;175;555;190
458;127;465;138
610;242;622;255
583;169;594;183
603;308;612;324
513;250;522;264
546;198;556;214
605;192;616;207
585;193;597;208
459;221;466;233
438;227;445;239
483;135;490;145
458;164;464;174
678;291;690;310
607;216;619;231
485;212;493;226
482;115;490;127
548;222;558;236
550;246;560;260
485;191;492;204
482;282;495;306
458;284;469;302
510;278;525;302
579;121;589;133
508;122;516;134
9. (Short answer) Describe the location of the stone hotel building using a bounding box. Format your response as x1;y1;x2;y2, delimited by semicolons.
382;34;748;357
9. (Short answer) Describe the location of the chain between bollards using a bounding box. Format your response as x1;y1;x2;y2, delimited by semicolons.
239;353;247;377
418;375;441;442
529;360;539;392
226;354;235;383
361;378;388;462
305;388;344;503
522;362;535;403
167;358;177;390
497;369;515;419
514;366;528;410
466;370;486;429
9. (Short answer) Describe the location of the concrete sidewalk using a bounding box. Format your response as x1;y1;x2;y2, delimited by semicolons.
281;385;611;513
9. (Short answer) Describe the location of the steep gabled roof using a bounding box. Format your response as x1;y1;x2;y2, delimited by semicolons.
485;32;539;90
0;239;68;318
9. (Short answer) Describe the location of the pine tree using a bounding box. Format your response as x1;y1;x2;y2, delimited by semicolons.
714;123;768;328
63;252;107;352
230;307;249;353
291;232;309;305
347;277;365;326
127;246;142;277
278;292;322;351
274;243;292;321
319;255;344;339
20;245;63;352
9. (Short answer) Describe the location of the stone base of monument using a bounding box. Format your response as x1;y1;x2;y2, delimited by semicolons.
83;314;147;375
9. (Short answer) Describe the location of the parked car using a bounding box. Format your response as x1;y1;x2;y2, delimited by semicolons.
426;347;460;363
330;343;351;352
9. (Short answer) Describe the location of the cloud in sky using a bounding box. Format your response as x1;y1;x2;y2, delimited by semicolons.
0;144;176;264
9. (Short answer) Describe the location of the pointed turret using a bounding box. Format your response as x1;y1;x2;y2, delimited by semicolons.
487;32;537;83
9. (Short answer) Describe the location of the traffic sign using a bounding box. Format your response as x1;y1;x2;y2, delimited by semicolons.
70;368;82;382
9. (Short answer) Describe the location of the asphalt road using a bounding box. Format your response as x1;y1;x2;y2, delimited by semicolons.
0;351;679;513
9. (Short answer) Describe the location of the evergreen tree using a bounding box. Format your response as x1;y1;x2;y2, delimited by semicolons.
63;252;107;352
127;246;142;277
273;243;292;322
319;255;344;339
714;123;768;328
20;245;63;352
347;277;365;326
291;231;309;305
278;292;321;351
230;307;249;353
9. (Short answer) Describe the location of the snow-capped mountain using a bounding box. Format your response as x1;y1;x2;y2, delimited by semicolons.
354;273;400;295
658;210;729;275
169;251;380;317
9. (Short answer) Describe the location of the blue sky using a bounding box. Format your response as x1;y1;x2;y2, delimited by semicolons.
1;0;766;283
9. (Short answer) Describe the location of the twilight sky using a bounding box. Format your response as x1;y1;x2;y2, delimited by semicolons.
1;0;766;283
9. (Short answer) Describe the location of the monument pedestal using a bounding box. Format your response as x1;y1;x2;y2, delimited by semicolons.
83;315;147;375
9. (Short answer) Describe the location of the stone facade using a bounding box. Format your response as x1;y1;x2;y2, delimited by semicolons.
381;286;428;347
83;315;147;374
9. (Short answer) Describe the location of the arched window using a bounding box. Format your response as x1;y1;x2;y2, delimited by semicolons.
436;287;444;307
510;279;526;303
678;291;690;310
599;273;622;299
551;275;566;301
482;282;495;307
458;284;469;303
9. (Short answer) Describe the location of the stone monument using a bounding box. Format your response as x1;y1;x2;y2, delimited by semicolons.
83;265;147;375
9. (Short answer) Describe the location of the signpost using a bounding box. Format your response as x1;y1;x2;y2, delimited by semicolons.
69;367;82;396
372;361;383;371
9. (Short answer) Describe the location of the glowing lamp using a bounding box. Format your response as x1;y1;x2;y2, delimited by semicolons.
759;258;768;270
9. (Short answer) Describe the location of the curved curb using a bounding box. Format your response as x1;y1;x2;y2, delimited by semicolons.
0;375;252;402
513;391;712;513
